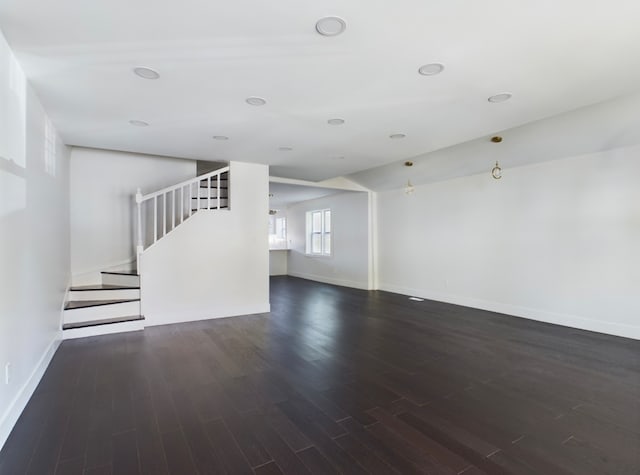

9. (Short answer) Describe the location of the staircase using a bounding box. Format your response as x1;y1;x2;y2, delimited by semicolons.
62;167;230;339
62;271;143;339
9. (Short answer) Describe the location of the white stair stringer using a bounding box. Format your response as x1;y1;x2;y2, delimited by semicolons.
63;300;140;325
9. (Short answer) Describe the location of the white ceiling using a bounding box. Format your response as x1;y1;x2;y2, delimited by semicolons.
1;0;640;182
269;182;348;210
350;90;640;191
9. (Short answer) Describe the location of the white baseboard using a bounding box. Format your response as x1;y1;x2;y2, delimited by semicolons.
288;271;369;290
379;283;640;340
144;304;271;327
0;337;60;450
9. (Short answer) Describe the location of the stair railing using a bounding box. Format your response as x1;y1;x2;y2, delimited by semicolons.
135;167;229;263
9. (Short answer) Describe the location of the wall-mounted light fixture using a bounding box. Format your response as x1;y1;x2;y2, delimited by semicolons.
490;136;503;180
491;161;502;180
404;161;415;194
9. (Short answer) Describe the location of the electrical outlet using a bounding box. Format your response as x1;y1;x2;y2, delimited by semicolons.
5;363;11;384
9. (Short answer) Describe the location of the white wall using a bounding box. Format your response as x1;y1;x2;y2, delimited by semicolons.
377;148;640;339
269;250;288;276
70;147;195;282
140;161;270;325
0;30;70;448
287;191;370;289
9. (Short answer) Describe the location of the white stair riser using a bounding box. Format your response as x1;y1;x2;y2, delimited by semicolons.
63;320;144;340
69;289;140;301
64;301;140;325
196;191;228;198
193;198;229;209
101;274;140;286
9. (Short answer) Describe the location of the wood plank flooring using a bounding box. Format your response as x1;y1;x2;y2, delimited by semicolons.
1;276;639;474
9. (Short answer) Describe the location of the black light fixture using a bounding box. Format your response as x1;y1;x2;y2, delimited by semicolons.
404;161;415;194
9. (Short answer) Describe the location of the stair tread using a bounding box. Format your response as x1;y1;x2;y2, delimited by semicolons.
64;298;140;310
63;315;145;330
191;207;229;211
70;284;140;291
101;271;139;276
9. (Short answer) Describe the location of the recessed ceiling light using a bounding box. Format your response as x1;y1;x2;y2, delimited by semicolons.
129;120;149;127
389;133;406;139
488;92;512;103
316;17;347;36
212;135;229;140
246;96;266;106
418;63;444;76
327;118;345;125
278;147;293;151
133;67;160;80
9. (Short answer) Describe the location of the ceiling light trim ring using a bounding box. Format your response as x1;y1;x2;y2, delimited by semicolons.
488;92;513;103
418;63;445;76
246;96;267;106
316;16;347;37
133;67;160;80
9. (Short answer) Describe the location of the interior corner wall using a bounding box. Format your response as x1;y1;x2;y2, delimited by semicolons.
0;30;71;448
377;148;640;339
70;147;196;281
287;191;370;289
140;161;270;326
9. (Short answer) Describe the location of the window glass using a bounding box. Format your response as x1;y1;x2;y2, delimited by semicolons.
312;211;322;233
306;209;331;255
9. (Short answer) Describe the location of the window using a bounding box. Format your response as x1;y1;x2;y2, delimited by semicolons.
306;209;331;256
269;215;287;249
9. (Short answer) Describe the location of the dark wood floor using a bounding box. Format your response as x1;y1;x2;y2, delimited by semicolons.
1;276;639;475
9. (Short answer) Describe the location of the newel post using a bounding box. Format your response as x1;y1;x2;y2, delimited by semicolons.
135;188;144;270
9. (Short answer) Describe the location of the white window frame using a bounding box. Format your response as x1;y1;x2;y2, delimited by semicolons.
305;209;331;256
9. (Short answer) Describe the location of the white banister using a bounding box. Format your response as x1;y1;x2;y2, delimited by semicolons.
153;196;158;243
163;193;167;237
135;188;143;249
172;189;176;230
135;167;230;253
135;188;143;271
181;186;184;224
